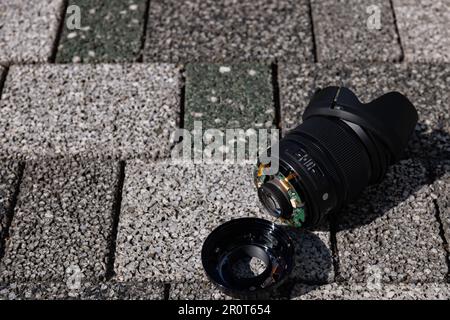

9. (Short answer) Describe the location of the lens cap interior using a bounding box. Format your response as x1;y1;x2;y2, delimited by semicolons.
201;218;294;299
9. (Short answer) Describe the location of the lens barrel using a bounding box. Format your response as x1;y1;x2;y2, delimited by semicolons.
255;87;418;228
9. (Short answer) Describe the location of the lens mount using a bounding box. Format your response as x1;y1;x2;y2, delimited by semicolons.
201;218;294;299
254;163;308;227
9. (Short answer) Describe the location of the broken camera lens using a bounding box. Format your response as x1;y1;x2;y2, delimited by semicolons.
201;218;294;299
255;86;418;228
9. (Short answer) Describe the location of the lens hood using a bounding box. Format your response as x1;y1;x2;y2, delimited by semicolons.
302;86;418;162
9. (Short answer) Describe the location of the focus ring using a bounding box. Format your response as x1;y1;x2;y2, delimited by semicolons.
289;116;370;201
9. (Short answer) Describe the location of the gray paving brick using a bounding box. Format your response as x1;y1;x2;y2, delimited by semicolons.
279;63;450;159
0;159;119;284
185;63;275;131
336;159;448;283
169;282;231;300
0;0;64;64
114;161;333;284
56;0;147;63
0;281;164;300
311;0;402;62
278;63;345;133
394;0;450;63
0;64;180;160
0;161;21;254
291;283;450;300
144;0;313;63
431;161;450;248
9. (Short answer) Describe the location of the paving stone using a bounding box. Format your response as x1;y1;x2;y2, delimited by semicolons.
336;159;448;283
0;159;119;284
114;161;333;284
394;0;450;63
169;282;231;300
0;161;21;254
144;0;313;63
0;64;180;160
278;63;346;133
185;63;275;131
81;281;164;300
431;161;450;248
279;62;450;159
291;283;450;300
0;0;64;64
0;280;164;300
169;281;292;300
311;0;402;62
56;0;147;63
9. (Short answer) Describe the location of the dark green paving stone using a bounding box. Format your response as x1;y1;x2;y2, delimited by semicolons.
0;159;119;284
145;0;313;63
0;161;21;254
279;62;450;159
311;0;402;62
185;64;275;131
56;0;147;63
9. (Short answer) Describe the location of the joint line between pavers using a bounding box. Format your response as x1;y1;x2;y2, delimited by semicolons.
271;62;282;135
307;0;318;63
0;65;10;100
50;0;69;63
179;66;186;130
389;0;405;63
105;160;127;280
329;214;342;282
0;162;25;262
137;0;152;62
164;283;171;300
433;199;450;282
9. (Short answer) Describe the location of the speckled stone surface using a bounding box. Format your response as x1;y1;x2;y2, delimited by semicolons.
278;63;346;132
0;281;164;300
114;161;333;284
0;0;64;64
291;283;450;300
336;159;448;283
0;161;20;254
169;282;231;300
0;64;180;160
56;0;147;63
185;64;275;130
0;159;119;284
144;0;313;63
394;0;450;63
311;0;402;62
278;62;450;159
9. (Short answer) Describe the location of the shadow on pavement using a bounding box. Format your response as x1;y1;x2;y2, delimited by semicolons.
332;123;450;231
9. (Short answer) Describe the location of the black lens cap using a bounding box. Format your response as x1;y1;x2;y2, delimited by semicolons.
201;218;294;299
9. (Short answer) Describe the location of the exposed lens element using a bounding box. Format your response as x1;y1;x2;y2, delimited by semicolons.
255;86;418;228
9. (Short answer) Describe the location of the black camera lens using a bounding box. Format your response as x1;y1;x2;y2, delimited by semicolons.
255;86;418;228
